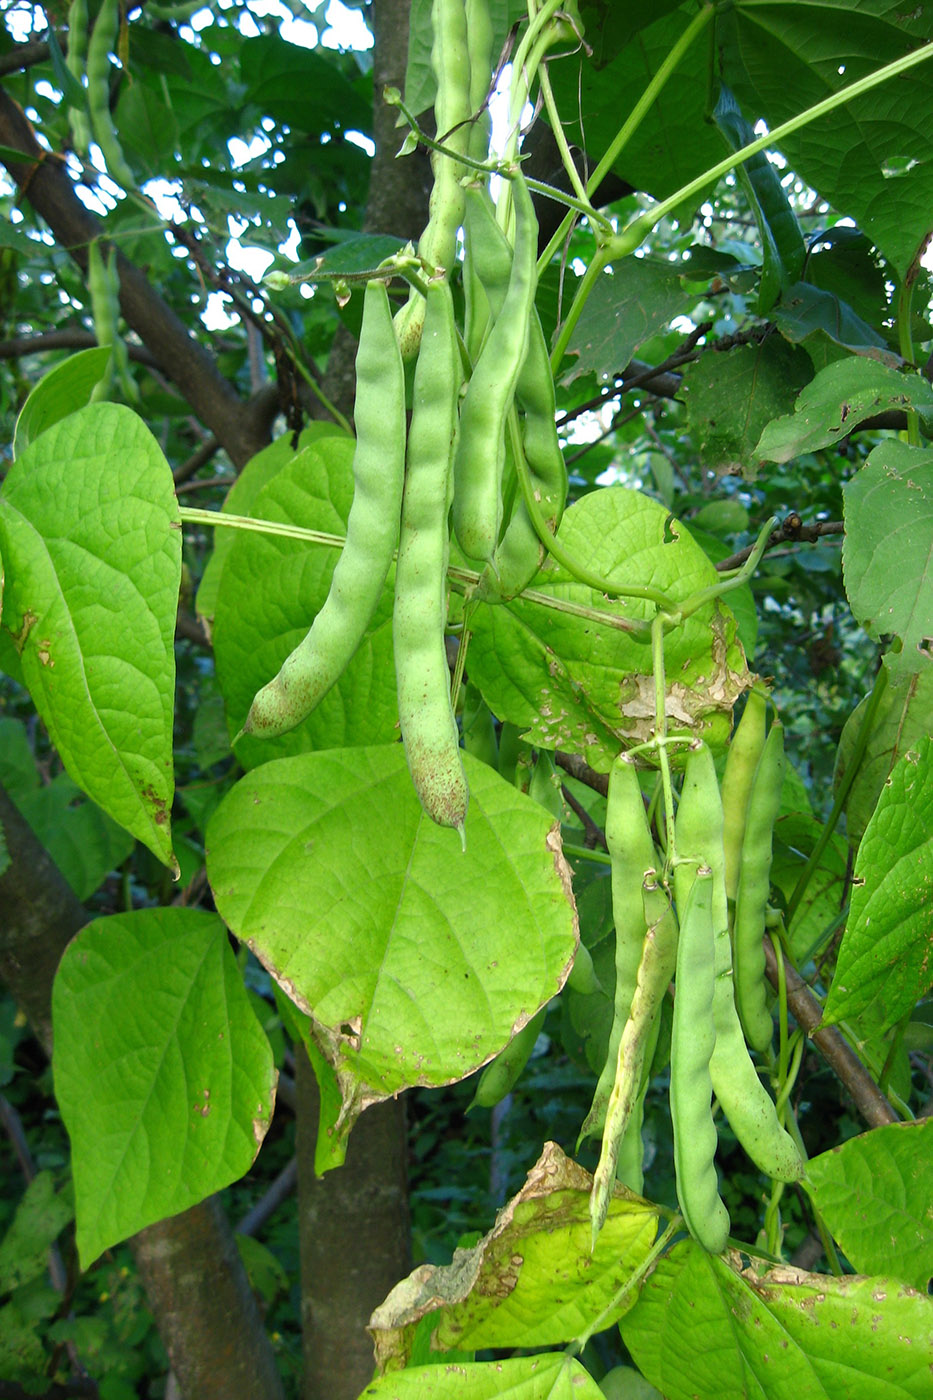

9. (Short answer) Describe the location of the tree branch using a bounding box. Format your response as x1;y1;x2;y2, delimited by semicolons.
763;939;897;1129
0;87;268;468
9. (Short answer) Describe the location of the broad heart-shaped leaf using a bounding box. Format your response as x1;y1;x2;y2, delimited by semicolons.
361;1354;604;1400
0;404;179;868
12;346;112;458
807;1120;933;1294
717;1;933;281
205;747;577;1145
620;1240;933;1400
680;339;812;478
563;259;695;386
834;671;933;844
757;357;933;464
196;424;350;627
369;1143;658;1372
52;907;277;1269
468;488;751;773
823;736;933;1032
211;439;398;766
842;442;933;675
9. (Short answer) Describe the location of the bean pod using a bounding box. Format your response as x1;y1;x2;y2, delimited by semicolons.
394;278;469;833
733;721;785;1052
468;1005;547;1110
720;688;767;903
243;281;405;738
670;868;730;1254
87;0;136;190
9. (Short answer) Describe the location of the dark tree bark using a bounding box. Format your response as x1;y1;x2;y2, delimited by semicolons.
0;786;285;1400
295;1051;411;1400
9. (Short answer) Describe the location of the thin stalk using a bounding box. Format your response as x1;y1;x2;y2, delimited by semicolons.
537;2;714;277
509;413;676;606
561;842;612;867
652;610;676;865
678;515;778;618
536;57;589;208
178;507;345;548
786;664;889;924
621;41;933;250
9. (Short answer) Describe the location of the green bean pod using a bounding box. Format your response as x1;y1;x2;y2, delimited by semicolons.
394;278;469;833
580;756;657;1142
672;732;804;1182
721;688;767;904
242;281;405;739
86;0;135;191
460;184;567;596
87;239;116;400
465;0;493;164
733;722;785;1051
468;1005;547;1110
670;868;730;1254
453;170;537;565
66;0;92;156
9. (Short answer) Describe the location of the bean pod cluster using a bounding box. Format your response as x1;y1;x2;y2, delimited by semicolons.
242;0;567;841
587;703;805;1250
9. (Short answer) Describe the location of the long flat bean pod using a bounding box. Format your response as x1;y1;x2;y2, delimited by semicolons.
581;757;656;1140
394;278;469;833
677;736;804;1182
86;0;135;190
453;169;537;565
243;281;405;739
721;688;767;903
733;722;785;1051
461;183;567;597
66;0;92;156
670;869;730;1254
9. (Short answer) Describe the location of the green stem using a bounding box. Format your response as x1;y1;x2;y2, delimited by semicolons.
536;54;589;208
537;2;714;276
509;413;676;606
562;842;612;866
621;40;933;251
678;515;778;618
897;278;921;445
651;611;676;865
180;508;653;636
786;663;889;925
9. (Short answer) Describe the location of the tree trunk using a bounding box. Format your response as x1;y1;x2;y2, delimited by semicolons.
295;1051;411;1400
0;785;285;1400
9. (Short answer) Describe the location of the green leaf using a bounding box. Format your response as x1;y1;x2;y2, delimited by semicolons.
14;774;135;901
52;907;277;1268
12;347;113;457
116;80;180;179
772;282;894;364
834;671;933;844
563;259;695;385
758;356;933;465
205;748;577;1143
718;1;933;280
842;441;933;675
196;425;349;625
713;85;805;314
621;1239;933;1400
681;339;812;478
807;1120;933;1293
0;404;179;869
376;1143;657;1357
823;736;933;1031
468;488;751;772
212;437;399;763
548;5;724;219
362;1353;605;1399
0;1173;73;1293
239;34;371;134
0;716;39;800
273;984;346;1174
771;812;848;963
